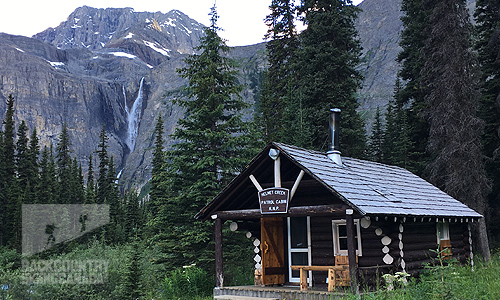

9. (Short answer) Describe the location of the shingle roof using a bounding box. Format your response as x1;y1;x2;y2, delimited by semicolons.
275;142;482;218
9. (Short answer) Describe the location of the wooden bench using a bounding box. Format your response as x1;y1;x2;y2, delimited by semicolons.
290;265;349;292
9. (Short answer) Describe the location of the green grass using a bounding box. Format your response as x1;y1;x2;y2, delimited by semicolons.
343;252;500;300
4;243;500;300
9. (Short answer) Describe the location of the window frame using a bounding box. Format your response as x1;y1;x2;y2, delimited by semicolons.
436;221;450;243
332;219;362;256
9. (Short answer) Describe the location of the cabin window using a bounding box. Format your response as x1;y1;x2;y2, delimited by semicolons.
437;221;451;259
437;221;450;241
287;217;311;283
332;219;362;256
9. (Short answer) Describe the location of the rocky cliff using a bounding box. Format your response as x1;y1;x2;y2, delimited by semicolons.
0;1;405;190
0;7;266;190
356;0;403;127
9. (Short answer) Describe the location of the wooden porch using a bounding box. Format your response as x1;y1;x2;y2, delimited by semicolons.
213;285;351;300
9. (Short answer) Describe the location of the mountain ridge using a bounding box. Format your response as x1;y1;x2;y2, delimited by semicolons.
0;1;401;190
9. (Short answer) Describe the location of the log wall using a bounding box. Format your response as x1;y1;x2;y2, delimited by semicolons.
357;219;398;285
303;217;471;287
310;217;334;284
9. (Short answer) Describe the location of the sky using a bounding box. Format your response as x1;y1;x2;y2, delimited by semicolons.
0;0;363;47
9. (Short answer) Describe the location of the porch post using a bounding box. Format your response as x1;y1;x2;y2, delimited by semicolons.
346;209;358;293
215;217;224;288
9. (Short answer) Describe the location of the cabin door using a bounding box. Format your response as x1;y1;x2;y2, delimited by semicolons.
287;216;311;283
261;217;285;285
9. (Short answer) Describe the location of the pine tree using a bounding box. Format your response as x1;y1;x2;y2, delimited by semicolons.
27;128;40;204
69;157;84;204
38;146;56;204
475;0;500;158
2;95;18;247
155;5;256;270
421;0;490;260
15;121;29;193
3;95;15;181
292;0;365;156
148;115;166;236
396;0;432;175
382;97;412;169
85;154;96;204
367;107;384;162
106;156;121;224
122;242;142;299
56;123;72;204
124;191;140;240
0;130;4;246
258;0;299;143
96;125;109;205
94;126;122;243
474;0;500;242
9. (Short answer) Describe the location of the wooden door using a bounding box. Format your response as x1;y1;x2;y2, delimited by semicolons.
261;217;285;285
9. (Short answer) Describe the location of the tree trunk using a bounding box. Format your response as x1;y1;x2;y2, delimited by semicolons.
472;219;490;262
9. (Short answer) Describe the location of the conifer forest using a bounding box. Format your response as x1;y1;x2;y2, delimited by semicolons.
0;0;500;299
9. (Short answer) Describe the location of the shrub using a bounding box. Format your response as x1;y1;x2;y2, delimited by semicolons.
161;265;213;300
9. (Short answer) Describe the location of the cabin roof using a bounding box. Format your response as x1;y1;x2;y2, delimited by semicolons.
196;142;482;220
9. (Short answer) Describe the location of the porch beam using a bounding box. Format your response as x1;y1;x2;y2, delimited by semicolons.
346;209;359;293
214;204;351;220
274;156;281;187
215;218;224;288
290;170;306;200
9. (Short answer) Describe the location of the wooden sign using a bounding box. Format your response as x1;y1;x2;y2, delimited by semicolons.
258;187;290;214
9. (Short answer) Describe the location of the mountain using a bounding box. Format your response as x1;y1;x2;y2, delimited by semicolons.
0;1;405;190
356;0;403;127
0;6;266;190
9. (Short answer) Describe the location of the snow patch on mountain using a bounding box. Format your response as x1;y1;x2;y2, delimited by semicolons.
110;52;137;59
143;41;170;56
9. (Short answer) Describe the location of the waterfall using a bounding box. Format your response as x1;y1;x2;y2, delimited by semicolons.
125;77;144;152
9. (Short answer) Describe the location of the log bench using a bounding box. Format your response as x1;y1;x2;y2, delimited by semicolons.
290;265;349;292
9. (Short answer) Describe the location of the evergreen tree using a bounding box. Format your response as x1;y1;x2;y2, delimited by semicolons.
13;122;30;250
15;121;29;193
156;5;256;270
475;0;500;158
0;130;4;246
421;0;490;260
107;156;124;243
56;123;72;203
38;146;56;204
94;127;122;243
27;128;40;204
106;156;121;225
258;0;299;143
3;95;15;181
382;97;412;168
148;115;166;235
124;191;140;240
69;157;85;204
2;95;18;247
96;125;109;205
292;0;365;156
122;242;142;299
367;107;384;162
85;154;96;204
474;0;500;241
396;0;432;175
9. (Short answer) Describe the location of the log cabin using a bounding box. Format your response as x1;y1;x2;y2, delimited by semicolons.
196;109;482;300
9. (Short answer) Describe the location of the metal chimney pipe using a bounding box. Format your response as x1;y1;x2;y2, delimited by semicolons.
327;108;342;166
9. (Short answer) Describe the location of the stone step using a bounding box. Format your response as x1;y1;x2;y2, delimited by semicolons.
214;295;279;300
